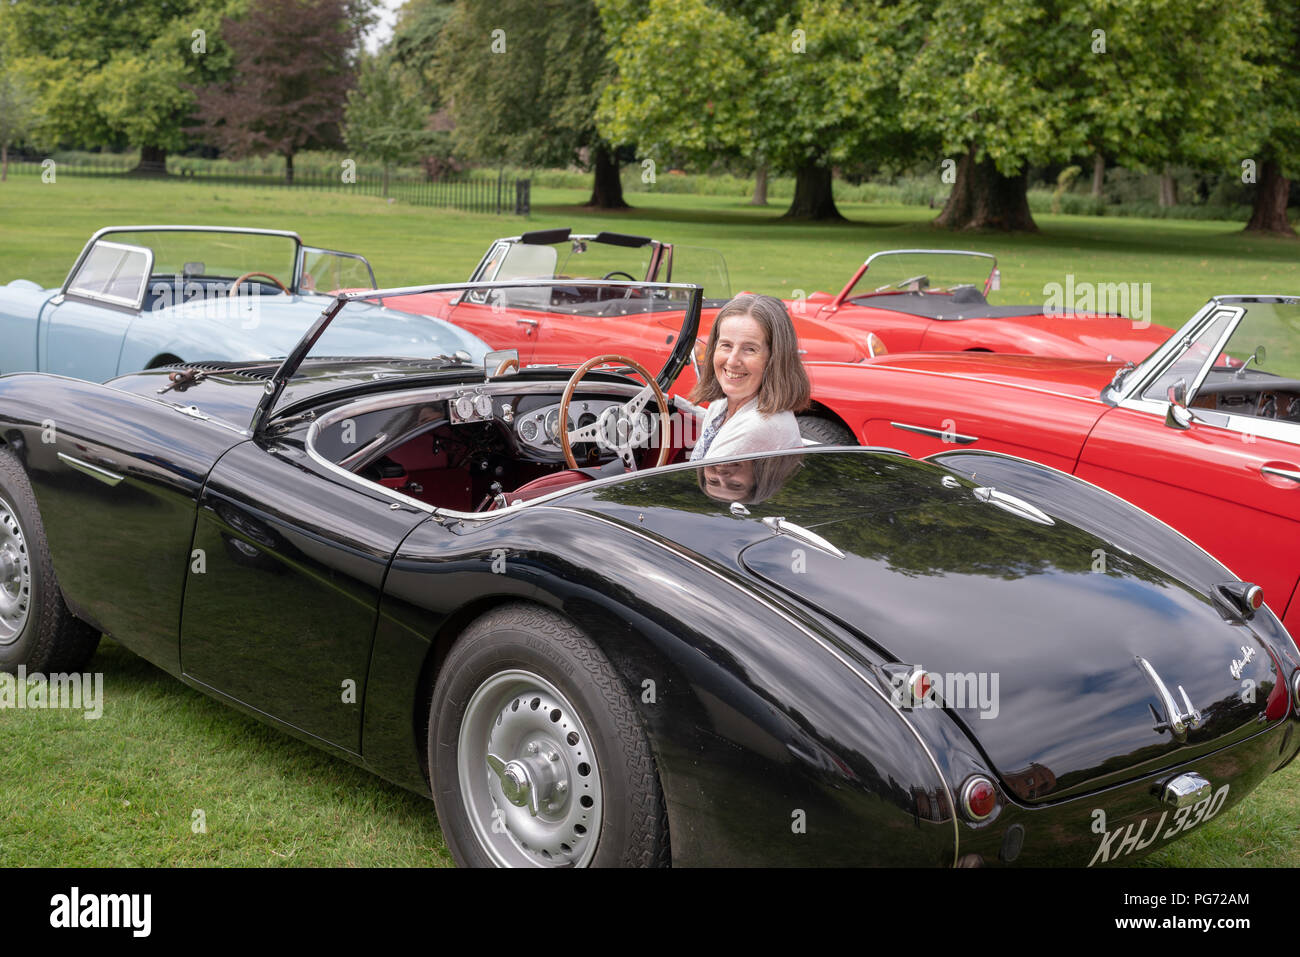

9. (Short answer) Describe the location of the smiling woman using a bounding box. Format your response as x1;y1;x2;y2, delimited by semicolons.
688;293;810;460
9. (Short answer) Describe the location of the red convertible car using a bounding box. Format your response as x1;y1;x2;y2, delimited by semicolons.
792;249;1174;363
798;294;1300;636
381;228;887;397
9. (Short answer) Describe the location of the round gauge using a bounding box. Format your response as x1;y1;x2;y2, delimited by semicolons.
519;418;539;443
474;394;493;417
545;409;561;441
455;395;476;419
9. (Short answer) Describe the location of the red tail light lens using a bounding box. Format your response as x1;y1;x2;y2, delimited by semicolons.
961;776;998;821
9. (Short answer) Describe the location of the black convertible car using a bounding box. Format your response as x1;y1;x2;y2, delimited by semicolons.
1;279;1297;867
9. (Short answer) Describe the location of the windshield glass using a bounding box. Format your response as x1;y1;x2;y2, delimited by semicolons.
95;229;300;286
301;248;375;293
664;245;731;301
850;251;996;300
1216;300;1300;379
266;279;701;422
1143;299;1300;408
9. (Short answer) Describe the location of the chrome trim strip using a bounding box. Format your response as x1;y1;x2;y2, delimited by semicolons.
762;516;846;559
338;432;389;469
891;421;978;445
1115;395;1300;445
1263;466;1300;484
550;505;961;867
65;240;154;310
972;486;1055;526
57;452;124;487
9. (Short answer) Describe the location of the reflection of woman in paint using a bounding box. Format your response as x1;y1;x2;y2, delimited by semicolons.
698;453;804;505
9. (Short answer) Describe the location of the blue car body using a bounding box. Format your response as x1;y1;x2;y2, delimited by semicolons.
0;225;489;379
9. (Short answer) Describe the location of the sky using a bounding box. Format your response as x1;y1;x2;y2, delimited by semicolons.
365;0;405;54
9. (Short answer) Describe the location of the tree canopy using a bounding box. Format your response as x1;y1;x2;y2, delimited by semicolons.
434;0;627;207
192;0;373;183
898;0;1267;229
598;0;924;220
0;0;242;172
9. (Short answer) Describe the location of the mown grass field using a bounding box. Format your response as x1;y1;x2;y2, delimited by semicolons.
1;172;1298;868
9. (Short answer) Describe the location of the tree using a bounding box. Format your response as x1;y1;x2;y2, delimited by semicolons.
1242;0;1300;237
0;62;37;181
192;0;372;183
435;0;627;208
344;55;446;196
900;0;1264;230
0;0;239;174
598;0;922;221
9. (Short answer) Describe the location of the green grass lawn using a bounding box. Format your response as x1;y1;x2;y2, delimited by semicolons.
1;172;1298;868
2;175;1297;329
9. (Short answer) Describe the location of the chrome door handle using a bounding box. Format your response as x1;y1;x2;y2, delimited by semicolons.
515;318;539;327
1261;466;1300;484
57;452;124;487
890;421;978;445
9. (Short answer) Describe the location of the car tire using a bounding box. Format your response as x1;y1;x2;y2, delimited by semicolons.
0;448;101;674
429;602;668;868
797;414;857;446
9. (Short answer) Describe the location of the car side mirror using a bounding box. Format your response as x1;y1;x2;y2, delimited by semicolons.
1165;380;1195;430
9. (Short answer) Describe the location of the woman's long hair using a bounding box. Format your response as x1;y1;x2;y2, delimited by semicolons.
690;293;811;414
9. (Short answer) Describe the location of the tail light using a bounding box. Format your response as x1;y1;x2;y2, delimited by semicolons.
865;332;887;358
961;776;998;821
1215;581;1263;620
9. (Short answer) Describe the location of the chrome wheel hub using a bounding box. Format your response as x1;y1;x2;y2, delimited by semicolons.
0;495;31;646
459;669;603;867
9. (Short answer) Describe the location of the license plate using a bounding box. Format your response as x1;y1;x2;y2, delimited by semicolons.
1087;783;1230;866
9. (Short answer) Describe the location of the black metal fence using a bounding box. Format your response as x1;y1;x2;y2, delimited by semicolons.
1;155;530;215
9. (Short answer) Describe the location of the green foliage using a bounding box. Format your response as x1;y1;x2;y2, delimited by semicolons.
435;0;612;167
389;0;456;105
1051;165;1081;214
0;0;244;154
900;0;1268;177
0;62;38;156
344;55;447;169
1239;0;1300;175
597;0;924;176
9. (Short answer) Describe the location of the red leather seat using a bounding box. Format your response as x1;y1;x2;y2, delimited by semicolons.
499;470;595;507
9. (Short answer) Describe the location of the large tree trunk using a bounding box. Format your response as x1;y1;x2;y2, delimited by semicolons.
285;152;295;185
780;162;843;221
750;164;768;206
934;144;1036;231
1091;152;1105;198
1245;158;1296;237
129;145;168;176
1158;166;1179;207
585;143;628;209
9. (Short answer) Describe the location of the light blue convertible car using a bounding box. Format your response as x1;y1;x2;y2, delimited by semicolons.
0;225;489;379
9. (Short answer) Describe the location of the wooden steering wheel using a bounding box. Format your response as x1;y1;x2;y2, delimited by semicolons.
559;354;671;471
492;357;520;376
229;271;290;297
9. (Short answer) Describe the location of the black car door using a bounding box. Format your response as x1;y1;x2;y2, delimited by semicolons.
178;434;430;753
